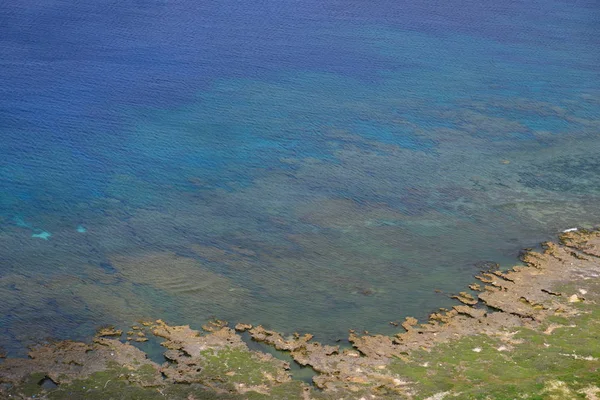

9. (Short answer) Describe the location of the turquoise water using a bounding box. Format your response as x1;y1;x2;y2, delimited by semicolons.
1;0;599;355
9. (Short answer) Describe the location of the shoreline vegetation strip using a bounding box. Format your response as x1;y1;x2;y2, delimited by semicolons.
1;229;599;399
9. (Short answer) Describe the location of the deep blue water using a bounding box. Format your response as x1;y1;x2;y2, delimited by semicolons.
1;0;599;354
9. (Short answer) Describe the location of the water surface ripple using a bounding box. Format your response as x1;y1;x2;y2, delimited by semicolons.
1;0;599;354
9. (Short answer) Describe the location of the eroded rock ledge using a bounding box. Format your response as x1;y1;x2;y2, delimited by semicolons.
1;230;599;399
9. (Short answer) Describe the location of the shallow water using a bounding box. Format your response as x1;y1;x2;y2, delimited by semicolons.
1;0;599;355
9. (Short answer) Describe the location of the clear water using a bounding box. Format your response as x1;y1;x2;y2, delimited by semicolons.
1;0;599;355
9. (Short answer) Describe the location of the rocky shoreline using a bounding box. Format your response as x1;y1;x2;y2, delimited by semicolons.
1;229;599;399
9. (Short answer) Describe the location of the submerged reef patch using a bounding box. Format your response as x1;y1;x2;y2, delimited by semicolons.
1;230;599;399
31;231;51;240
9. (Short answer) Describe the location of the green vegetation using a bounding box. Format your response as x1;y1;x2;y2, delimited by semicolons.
198;347;283;387
3;295;599;400
388;284;600;399
2;245;599;400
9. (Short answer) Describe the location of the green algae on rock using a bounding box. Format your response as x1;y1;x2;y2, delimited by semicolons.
1;230;599;399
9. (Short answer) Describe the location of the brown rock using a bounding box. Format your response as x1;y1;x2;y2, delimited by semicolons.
452;291;478;305
469;283;482;291
453;305;486;319
401;317;418;332
96;326;123;337
0;338;162;387
234;323;253;332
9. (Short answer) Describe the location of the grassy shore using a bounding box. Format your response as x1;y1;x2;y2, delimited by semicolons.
1;230;599;399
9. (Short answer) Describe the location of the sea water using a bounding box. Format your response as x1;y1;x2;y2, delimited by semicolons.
1;0;599;355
